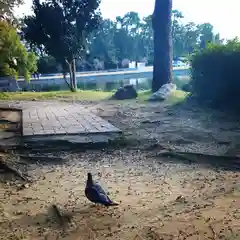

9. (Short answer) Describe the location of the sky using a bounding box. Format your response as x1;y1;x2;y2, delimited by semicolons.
15;0;240;40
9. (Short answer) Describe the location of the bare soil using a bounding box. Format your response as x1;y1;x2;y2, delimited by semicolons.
0;100;239;240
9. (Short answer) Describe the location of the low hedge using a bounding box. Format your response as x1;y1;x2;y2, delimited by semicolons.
191;39;240;110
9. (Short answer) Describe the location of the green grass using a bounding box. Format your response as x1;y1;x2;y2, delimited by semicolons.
0;90;112;101
0;89;188;104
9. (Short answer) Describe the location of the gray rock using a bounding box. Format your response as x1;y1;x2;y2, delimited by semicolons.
149;83;176;101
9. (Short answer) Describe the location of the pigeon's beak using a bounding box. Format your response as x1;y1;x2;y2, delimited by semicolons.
87;173;92;179
87;173;93;185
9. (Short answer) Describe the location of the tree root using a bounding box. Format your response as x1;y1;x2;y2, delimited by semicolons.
0;157;29;182
0;151;29;182
156;149;240;159
156;150;195;163
155;149;240;169
18;154;65;163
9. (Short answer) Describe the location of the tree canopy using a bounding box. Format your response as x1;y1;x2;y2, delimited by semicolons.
0;0;23;20
22;0;101;91
0;20;37;80
87;10;223;66
22;3;223;75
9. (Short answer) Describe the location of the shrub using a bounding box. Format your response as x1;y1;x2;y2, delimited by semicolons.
191;38;240;110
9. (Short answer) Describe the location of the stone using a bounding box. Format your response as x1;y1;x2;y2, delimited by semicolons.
149;83;177;101
182;82;192;92
111;84;138;100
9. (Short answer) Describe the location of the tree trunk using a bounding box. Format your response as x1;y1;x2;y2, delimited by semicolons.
67;59;77;92
68;64;74;92
135;60;138;69
152;0;173;93
72;58;77;91
63;72;71;90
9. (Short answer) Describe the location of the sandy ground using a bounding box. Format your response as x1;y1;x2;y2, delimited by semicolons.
0;100;240;240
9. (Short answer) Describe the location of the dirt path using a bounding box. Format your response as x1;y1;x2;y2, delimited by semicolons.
0;100;239;240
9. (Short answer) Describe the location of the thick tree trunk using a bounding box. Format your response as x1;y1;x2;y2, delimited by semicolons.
152;0;173;93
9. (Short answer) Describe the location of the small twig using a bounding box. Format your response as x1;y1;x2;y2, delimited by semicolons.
83;222;99;240
174;151;240;160
49;204;71;227
134;234;144;240
156;150;195;163
51;204;64;226
162;165;170;185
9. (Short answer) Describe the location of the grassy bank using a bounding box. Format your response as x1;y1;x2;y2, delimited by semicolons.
0;89;188;104
0;90;112;101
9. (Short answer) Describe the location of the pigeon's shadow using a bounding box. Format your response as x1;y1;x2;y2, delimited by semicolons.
72;203;121;230
3;203;121;237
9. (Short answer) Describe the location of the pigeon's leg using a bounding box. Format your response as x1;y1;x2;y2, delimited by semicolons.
89;204;101;209
96;204;101;210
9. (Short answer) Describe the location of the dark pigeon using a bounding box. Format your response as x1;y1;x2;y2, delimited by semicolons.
85;173;119;206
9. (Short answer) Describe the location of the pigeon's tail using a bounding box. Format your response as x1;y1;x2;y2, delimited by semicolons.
105;201;119;206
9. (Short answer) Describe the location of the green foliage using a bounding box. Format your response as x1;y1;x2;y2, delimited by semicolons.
88;10;222;65
22;0;101;91
37;55;59;74
89;12;153;64
0;20;37;81
22;7;222;72
22;0;101;62
0;0;23;20
191;38;240;110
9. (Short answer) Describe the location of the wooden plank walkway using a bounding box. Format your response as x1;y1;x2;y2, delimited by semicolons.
22;105;121;136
